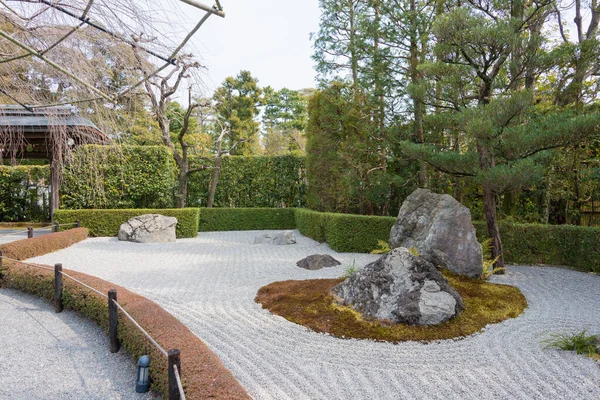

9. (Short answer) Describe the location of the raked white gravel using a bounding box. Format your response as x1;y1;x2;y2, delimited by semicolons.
29;230;600;400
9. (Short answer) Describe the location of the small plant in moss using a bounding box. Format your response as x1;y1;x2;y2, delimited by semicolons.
543;330;599;357
480;238;504;280
370;240;391;254
344;260;357;277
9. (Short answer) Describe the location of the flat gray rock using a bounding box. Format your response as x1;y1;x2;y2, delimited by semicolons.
297;254;341;270
118;214;177;243
390;188;483;278
254;231;296;245
331;248;464;325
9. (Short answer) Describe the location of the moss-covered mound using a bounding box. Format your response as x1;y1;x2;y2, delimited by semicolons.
256;272;527;342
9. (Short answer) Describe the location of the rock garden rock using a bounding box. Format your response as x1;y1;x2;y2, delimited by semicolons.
253;231;296;245
389;188;483;278
297;254;341;270
118;214;177;243
331;248;464;326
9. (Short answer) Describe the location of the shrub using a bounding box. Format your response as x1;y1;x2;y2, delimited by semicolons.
294;208;396;253
198;207;296;231
0;228;89;260
54;208;199;238
474;221;600;272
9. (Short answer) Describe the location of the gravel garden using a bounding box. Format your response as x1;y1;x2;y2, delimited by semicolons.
26;227;600;400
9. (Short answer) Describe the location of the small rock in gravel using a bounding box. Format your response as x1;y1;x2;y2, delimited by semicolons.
253;231;296;245
296;254;341;270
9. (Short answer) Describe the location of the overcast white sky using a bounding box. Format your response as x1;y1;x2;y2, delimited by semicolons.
179;0;321;94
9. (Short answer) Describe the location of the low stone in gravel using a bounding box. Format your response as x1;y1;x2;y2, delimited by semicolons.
389;188;483;278
254;231;296;245
118;214;177;243
331;247;464;325
297;254;341;270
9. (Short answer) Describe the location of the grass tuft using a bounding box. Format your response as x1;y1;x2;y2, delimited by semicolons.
542;331;599;357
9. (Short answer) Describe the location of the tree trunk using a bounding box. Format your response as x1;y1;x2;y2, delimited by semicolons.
175;165;188;208
410;0;426;188
207;155;222;208
483;185;505;270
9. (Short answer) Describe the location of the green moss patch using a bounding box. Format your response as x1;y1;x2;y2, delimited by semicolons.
256;271;527;342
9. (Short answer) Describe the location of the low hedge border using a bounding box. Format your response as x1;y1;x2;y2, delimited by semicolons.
199;207;296;231
54;208;200;238
0;230;249;399
474;221;600;272
294;208;396;253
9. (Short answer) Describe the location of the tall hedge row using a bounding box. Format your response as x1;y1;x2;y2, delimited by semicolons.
187;155;306;208
198;208;296;231
54;208;199;238
0;166;49;222
61;145;177;210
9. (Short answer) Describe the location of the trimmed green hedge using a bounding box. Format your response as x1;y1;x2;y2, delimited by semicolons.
188;155;306;208
199;208;296;231
295;208;396;253
61;145;177;210
54;208;199;238
474;221;600;272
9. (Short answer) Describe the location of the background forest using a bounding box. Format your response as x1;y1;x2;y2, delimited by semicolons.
1;0;599;242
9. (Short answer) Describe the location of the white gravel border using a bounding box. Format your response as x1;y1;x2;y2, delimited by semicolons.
29;230;600;400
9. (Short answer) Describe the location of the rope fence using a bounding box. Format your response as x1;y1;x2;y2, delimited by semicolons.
0;225;184;399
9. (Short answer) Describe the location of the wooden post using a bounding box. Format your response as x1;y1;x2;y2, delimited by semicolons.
0;248;3;268
27;226;33;239
54;263;63;313
168;349;181;400
54;222;59;233
49;151;60;223
108;289;120;353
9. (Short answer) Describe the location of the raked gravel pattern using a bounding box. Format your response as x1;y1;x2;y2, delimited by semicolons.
0;288;157;399
29;230;600;400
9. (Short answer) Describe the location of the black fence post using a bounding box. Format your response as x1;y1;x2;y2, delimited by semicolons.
53;222;59;233
168;349;181;400
54;263;63;313
0;248;3;268
108;289;120;353
75;220;80;228
27;226;33;239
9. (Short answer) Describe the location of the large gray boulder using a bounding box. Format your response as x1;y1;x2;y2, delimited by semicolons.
297;254;341;270
118;214;177;243
253;231;296;245
390;188;483;278
331;248;464;326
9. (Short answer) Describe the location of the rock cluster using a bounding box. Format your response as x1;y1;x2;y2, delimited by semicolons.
331;248;464;326
253;231;296;245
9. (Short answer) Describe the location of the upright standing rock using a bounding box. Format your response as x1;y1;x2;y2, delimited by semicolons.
389;188;483;278
331;248;464;326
